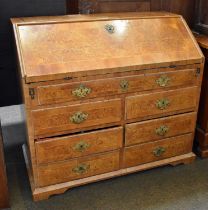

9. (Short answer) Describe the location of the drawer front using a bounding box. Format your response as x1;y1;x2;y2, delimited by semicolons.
125;112;196;146
126;87;197;120
123;134;193;168
144;68;197;90
37;150;120;187
32;99;122;137
37;75;144;105
36;127;123;164
36;68;197;106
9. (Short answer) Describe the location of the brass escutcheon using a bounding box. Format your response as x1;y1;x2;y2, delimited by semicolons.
156;98;170;110
120;80;129;91
72;163;90;174
153;147;166;157
70;112;88;124
156;75;171;87
73;141;90;152
155;125;169;136
105;24;115;34
72;84;91;98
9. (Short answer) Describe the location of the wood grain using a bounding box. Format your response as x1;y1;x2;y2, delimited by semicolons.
126;87;198;120
123;134;193;168
125;113;196;146
35;68;198;106
12;13;202;83
37;150;120;187
194;33;208;158
12;12;204;201
36;127;123;164
32;98;122;138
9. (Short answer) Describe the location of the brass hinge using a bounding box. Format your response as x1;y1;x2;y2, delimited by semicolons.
196;68;201;77
29;88;35;100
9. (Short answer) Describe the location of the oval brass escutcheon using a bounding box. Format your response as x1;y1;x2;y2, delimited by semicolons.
155;125;169;136
105;24;115;34
72;163;90;174
70;112;88;124
153;147;166;157
73;141;90;152
120;80;129;91
156;98;170;110
156;75;171;87
72;84;91;98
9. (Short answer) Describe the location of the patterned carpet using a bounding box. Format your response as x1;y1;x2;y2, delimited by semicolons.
1;105;208;210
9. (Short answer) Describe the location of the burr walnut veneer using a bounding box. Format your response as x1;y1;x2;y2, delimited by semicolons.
12;12;204;201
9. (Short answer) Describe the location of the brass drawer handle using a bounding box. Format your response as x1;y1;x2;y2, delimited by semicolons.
153;147;166;157
70;112;88;124
73;141;90;152
156;75;171;87
72;163;90;174
120;80;129;91
156;98;170;110
155;125;169;136
105;24;115;34
72;84;91;98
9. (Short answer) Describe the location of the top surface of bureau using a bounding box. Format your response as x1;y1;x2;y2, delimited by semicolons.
12;12;203;83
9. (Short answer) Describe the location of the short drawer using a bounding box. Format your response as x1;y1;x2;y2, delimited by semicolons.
144;68;198;90
32;99;122;137
123;134;193;168
37;150;120;187
126;87;197;120
125;112;196;146
36;127;123;164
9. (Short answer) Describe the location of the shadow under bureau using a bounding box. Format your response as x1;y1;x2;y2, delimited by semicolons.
12;12;204;201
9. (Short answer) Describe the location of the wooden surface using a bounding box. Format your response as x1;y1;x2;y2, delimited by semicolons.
32;99;122;138
195;33;208;157
36;127;123;164
66;0;196;27
12;13;204;201
126;87;198;120
195;0;208;35
195;34;208;50
125;113;196;146
36;68;198;105
12;12;202;83
37;150;120;187
124;134;193;168
0;122;9;209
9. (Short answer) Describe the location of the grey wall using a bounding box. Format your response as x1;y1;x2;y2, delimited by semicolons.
0;0;67;107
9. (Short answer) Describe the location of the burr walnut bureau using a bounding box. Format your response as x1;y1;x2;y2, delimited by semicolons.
12;12;204;201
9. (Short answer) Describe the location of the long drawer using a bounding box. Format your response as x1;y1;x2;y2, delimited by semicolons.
36;68;197;105
123;134;193;168
125;112;196;146
37;150;120;187
32;99;122;137
126;87;198;120
36;127;123;164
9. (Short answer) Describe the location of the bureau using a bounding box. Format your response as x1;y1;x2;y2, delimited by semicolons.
12;12;204;201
